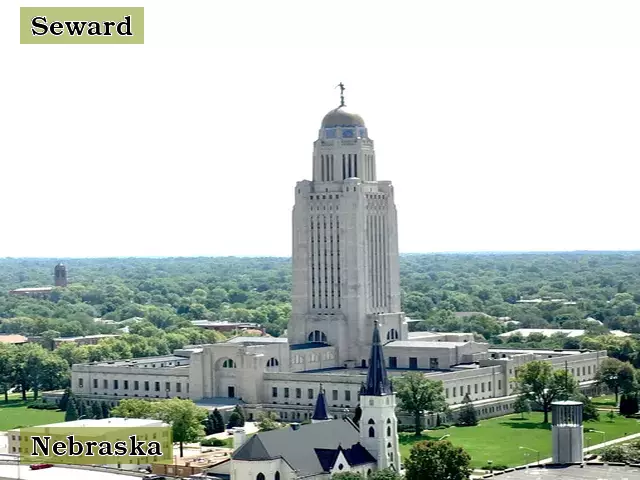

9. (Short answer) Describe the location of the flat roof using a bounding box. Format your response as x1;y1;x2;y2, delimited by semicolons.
386;340;468;348
0;334;28;344
19;417;166;429
495;464;640;479
0;464;142;480
89;355;189;367
191;320;258;327
54;334;119;341
9;287;54;292
489;348;584;356
225;336;287;344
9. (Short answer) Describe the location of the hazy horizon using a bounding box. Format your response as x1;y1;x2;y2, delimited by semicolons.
3;249;640;261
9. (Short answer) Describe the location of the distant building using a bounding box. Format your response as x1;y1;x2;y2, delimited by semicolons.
8;286;53;298
499;328;586;339
499;328;631;340
191;320;262;333
0;334;28;345
8;263;68;298
8;417;169;460
52;334;120;348
54;263;68;287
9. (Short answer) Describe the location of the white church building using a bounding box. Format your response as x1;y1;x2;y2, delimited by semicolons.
230;321;401;479
68;89;607;429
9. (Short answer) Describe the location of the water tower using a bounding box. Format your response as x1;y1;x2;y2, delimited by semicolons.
551;400;583;464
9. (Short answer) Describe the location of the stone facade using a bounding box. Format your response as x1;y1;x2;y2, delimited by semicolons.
67;98;610;433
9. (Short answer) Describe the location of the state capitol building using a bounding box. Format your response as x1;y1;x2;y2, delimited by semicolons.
69;89;606;431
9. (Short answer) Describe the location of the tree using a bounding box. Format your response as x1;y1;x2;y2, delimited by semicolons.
65;399;79;422
100;401;111;419
352;405;362;425
368;470;402;480
516;360;578;423
395;372;447;436
596;358;635;404
228;412;243;428
572;393;599;421
212;408;225;433
111;398;159;419
456;394;478;426
228;405;245;428
0;345;16;403
404;439;472;480
331;473;364;480
619;394;639;416
333;470;401;480
155;398;207;457
513;395;531;419
204;409;225;435
91;402;103;419
58;388;71;412
256;411;281;432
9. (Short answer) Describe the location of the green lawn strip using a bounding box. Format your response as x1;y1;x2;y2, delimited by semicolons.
591;395;617;408
399;412;640;468
0;399;65;431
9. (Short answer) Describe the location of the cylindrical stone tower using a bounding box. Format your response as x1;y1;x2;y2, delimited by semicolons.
54;263;68;288
551;400;584;464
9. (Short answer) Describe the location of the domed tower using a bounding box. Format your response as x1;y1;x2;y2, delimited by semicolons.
289;84;407;364
54;263;67;288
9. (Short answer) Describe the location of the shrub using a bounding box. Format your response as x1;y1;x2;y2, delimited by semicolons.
27;401;59;410
483;464;507;471
201;438;227;447
601;445;627;463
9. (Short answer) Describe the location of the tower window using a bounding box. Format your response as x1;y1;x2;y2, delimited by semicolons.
368;426;375;437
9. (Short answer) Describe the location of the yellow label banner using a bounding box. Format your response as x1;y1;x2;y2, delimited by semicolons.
20;7;144;44
18;426;172;465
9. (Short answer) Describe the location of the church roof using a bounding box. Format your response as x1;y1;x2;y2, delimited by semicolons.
321;106;365;128
232;419;372;475
315;444;376;471
361;320;393;396
311;384;332;421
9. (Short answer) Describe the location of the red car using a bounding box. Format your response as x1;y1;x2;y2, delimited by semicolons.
30;464;54;470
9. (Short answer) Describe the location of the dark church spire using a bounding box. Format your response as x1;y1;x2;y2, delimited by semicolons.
311;384;332;422
361;320;392;396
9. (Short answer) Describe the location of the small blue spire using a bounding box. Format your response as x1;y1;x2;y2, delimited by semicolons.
312;383;332;421
361;320;392;396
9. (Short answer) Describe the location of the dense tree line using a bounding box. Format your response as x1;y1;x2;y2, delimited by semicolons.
1;253;639;361
2;253;639;336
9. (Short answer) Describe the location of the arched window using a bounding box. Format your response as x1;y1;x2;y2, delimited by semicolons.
367;470;372;477
308;330;328;343
387;418;391;423
387;426;391;436
386;328;399;341
222;359;236;368
274;473;280;480
387;442;392;448
256;474;265;480
368;426;375;437
368;418;375;424
266;357;279;367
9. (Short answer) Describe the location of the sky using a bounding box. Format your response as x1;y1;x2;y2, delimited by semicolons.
1;0;640;258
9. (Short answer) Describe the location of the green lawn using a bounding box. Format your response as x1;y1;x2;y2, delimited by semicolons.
0;398;65;431
399;412;640;468
591;394;617;408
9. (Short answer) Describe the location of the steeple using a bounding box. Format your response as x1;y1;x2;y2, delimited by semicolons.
311;384;332;423
361;321;392;396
